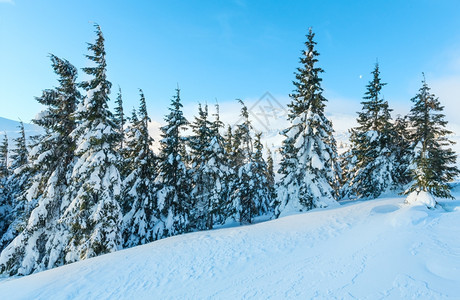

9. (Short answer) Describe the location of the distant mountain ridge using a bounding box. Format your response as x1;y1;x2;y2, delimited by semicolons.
0;117;42;139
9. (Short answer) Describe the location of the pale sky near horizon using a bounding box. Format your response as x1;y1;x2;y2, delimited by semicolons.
1;0;460;127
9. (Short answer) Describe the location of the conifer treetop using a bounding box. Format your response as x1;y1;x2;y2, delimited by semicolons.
357;63;392;132
79;24;113;124
289;28;325;119
10;122;27;170
115;86;125;128
34;54;80;136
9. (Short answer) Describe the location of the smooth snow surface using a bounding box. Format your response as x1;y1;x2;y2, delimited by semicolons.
1;195;460;299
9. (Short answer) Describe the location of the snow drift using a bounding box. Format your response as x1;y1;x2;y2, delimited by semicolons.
0;194;459;299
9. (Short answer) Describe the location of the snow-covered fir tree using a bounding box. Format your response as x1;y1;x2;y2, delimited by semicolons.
122;90;159;247
61;24;122;263
0;122;30;253
207;104;233;226
113;87;128;184
229;100;275;223
276;29;340;217
119;108;138;183
223;124;237;207
0;55;80;275
344;63;396;199
338;149;354;200
230;100;255;224
156;87;190;236
189;103;231;230
188;103;214;229
391;115;412;188
404;75;459;206
266;146;277;204
224;125;234;157
10;124;28;170
0;133;10;249
251;133;274;217
0;134;7;179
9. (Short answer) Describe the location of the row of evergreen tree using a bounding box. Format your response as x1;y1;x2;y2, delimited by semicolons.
341;65;458;201
0;26;458;276
0;25;276;275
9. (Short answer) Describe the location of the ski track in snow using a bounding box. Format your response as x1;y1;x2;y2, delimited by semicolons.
1;194;460;299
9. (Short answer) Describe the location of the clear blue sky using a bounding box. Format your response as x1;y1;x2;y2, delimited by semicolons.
1;0;460;122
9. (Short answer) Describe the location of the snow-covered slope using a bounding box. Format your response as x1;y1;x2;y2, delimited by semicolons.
1;194;460;299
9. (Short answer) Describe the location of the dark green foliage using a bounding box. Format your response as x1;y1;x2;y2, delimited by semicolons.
0;133;9;179
9;123;28;171
78;24;114;127
0;133;10;247
114;86;125;149
188;103;213;229
391;115;412;187
29;54;80;189
156;88;190;235
224;125;234;158
228;100;274;224
0;123;29;251
231;100;254;224
405;76;459;199
207;104;233;225
266;147;277;204
188;103;233;229
251;133;274;216
345;63;395;199
122;90;159;247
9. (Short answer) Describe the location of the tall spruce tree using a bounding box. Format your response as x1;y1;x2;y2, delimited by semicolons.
0;134;7;179
119;108;138;182
223;124;237;208
344;63;396;199
188;103;214;230
405;76;459;205
338;149;353;199
189;103;231;229
156;88;190;236
0;122;30;253
276;29;340;217
251;133;274;217
0;55;80;275
0;133;10;249
207;104;232;226
230;100;255;224
122;90;159;247
61;24;122;263
266;146;276;201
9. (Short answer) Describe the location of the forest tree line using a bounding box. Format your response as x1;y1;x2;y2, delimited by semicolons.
0;26;458;276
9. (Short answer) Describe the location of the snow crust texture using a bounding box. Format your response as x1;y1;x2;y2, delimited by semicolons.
1;195;459;299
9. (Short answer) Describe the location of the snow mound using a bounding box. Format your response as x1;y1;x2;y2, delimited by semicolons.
406;191;436;208
1;196;460;299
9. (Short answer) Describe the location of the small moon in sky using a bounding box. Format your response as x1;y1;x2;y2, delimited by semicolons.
359;75;363;79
